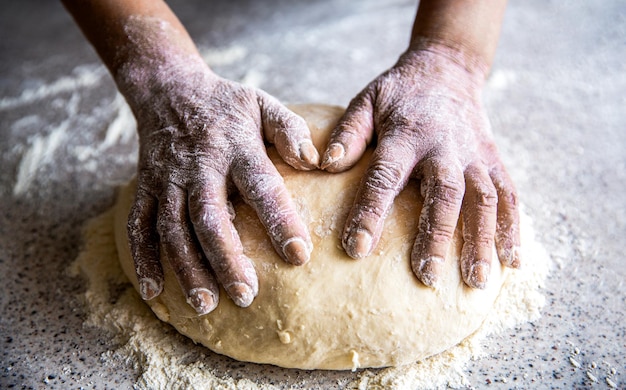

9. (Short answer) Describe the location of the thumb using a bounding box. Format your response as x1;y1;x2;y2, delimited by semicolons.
321;86;375;172
257;90;319;170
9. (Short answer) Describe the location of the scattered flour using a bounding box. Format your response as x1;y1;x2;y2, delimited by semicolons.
200;45;248;67
71;205;549;389
13;92;81;196
13;115;70;196
8;65;137;196
487;69;518;91
0;64;107;111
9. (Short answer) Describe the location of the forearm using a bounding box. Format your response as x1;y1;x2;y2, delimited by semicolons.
61;0;206;101
410;0;507;78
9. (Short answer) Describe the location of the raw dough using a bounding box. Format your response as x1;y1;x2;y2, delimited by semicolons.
114;104;508;370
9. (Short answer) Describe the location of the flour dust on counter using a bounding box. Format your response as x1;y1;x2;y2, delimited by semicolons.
4;64;138;198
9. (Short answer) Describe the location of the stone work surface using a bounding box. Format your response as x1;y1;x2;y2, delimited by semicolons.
1;0;624;388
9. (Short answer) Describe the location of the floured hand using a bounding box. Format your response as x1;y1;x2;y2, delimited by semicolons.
124;59;318;314
322;43;520;289
61;0;319;314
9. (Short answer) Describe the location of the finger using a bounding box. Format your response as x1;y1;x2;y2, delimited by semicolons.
156;183;220;315
342;135;417;259
188;172;259;308
321;87;375;172
410;158;465;288
490;163;521;268
257;90;320;170
232;152;313;266
460;164;498;289
127;184;163;301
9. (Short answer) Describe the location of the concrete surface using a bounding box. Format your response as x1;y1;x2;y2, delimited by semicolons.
1;0;624;388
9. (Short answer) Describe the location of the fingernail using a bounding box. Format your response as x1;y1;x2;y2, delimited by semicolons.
299;140;320;168
417;256;445;288
322;143;345;168
187;288;218;315
467;261;490;289
283;237;311;265
227;282;256;308
345;229;372;259
139;278;162;300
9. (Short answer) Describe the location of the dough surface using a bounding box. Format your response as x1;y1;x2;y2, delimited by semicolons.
114;104;508;370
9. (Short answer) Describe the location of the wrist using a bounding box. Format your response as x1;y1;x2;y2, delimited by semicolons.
112;15;212;111
407;37;490;82
116;51;212;111
408;0;506;82
396;39;489;98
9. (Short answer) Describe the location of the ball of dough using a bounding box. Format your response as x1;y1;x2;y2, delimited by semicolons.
114;104;507;370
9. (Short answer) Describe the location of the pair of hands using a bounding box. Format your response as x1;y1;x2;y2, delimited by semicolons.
127;45;520;315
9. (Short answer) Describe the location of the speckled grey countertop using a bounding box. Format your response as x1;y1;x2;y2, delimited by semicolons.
1;0;624;388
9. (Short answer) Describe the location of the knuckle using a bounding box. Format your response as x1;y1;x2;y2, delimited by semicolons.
475;235;495;248
474;183;498;209
364;159;405;194
189;201;224;230
499;187;518;207
353;159;410;225
463;231;495;248
429;221;458;241
156;213;184;242
423;166;465;211
433;173;465;202
242;172;285;202
491;171;518;206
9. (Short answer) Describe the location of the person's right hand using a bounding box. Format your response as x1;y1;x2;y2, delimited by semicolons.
124;57;319;315
61;0;319;315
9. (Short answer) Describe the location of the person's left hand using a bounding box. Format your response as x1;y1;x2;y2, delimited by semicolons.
321;45;520;288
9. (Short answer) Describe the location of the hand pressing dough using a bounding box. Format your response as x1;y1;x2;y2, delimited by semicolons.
114;104;508;370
